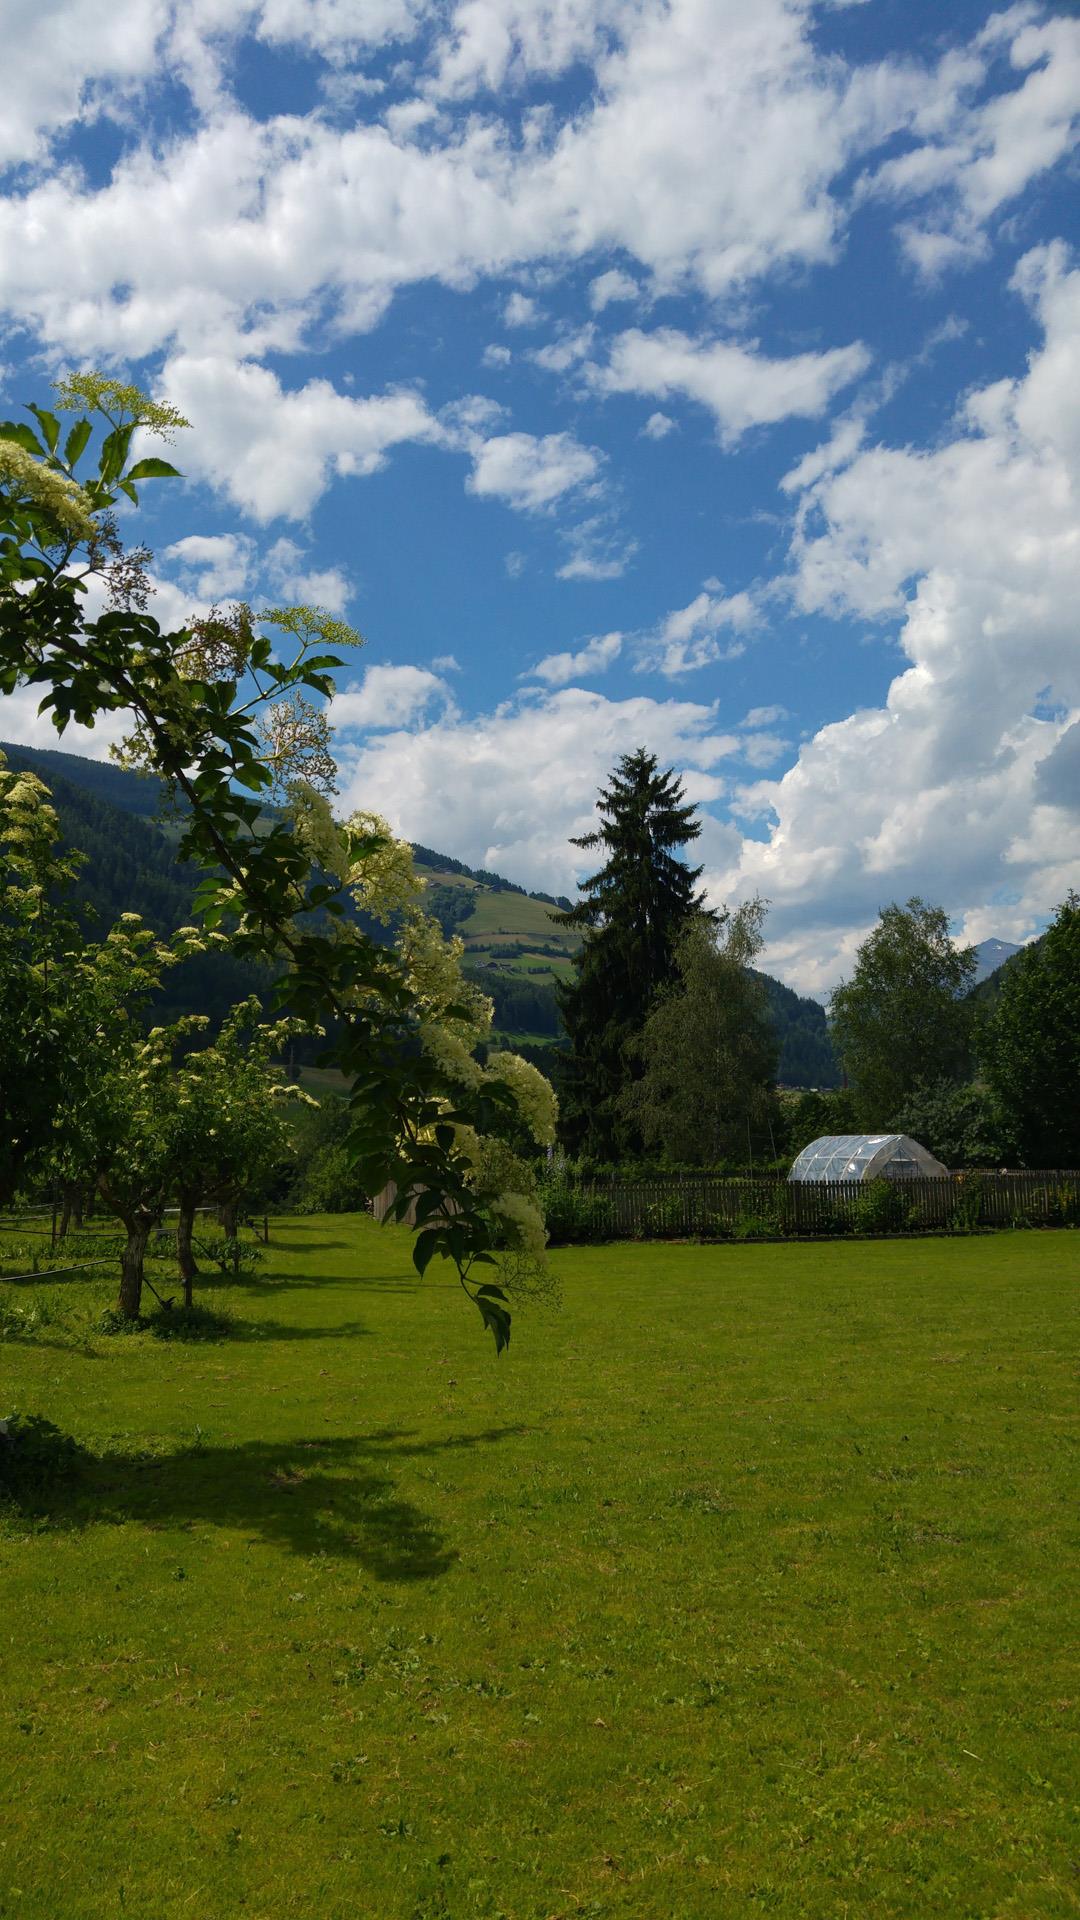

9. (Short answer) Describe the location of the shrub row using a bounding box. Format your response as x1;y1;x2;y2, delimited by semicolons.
537;1173;1080;1246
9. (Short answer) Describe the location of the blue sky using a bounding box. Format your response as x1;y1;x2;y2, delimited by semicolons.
1;0;1078;990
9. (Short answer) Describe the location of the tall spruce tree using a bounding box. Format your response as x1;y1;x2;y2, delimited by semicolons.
555;748;705;1158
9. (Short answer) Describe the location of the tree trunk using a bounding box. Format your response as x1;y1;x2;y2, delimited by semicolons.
59;1184;84;1239
117;1216;151;1320
176;1198;199;1310
218;1199;239;1239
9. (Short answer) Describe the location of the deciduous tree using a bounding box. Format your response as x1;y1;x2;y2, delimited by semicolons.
829;899;975;1127
619;901;778;1165
978;895;1080;1166
0;378;555;1347
165;1001;306;1303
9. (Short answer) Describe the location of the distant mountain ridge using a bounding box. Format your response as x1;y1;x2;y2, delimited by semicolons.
972;937;1023;983
1;738;838;1083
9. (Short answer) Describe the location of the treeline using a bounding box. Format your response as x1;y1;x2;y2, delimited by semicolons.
816;895;1080;1169
464;967;563;1036
410;841;571;910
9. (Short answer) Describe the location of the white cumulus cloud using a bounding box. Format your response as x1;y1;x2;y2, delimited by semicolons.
593;327;871;444
156;354;439;520
638;587;759;676
708;241;1080;991
331;663;454;731
334;682;743;898
527;631;623;685
466;430;602;512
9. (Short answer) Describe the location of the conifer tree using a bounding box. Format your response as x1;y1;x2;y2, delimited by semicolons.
555;748;705;1158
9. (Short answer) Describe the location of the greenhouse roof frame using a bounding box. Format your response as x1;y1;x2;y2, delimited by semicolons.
788;1134;949;1182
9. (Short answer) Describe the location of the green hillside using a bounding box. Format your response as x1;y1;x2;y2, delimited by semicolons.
0;740;838;1080
0;741;275;1033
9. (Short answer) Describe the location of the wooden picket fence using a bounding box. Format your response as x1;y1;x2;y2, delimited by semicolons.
538;1169;1080;1242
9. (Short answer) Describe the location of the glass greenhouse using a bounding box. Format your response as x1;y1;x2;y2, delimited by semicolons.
788;1134;949;1183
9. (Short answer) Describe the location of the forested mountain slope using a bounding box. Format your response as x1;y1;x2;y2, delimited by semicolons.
1;740;838;1081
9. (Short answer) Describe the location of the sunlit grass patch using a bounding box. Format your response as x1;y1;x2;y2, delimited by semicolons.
1;1219;1075;1918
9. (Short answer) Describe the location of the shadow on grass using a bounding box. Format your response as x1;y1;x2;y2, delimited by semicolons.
262;1235;360;1253
4;1424;528;1581
227;1316;375;1342
189;1271;421;1302
0;1328;102;1357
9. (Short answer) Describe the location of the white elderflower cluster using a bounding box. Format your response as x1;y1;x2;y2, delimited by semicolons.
489;1189;548;1255
485;1050;558;1147
418;1020;483;1089
345;812;425;922
0;440;95;541
402;912;493;1045
288;785;350;882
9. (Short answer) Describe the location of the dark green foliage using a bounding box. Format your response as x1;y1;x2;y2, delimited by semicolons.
952;1172;989;1231
0;1411;85;1501
536;1167;1079;1245
5;742;836;1085
830;898;976;1126
284;1096;371;1214
555;748;705;1158
783;1087;859;1159
146;1302;234;1341
893;1078;1018;1169
850;1178;914;1235
2;741;277;1032
620;905;779;1165
759;972;839;1086
96;1307;153;1335
466;966;561;1036
486;1035;567;1074
0;740;167;816
0;385;543;1353
967;933;1045;1010
191;1234;265;1277
978;894;1080;1166
422;881;475;937
535;1177;618;1245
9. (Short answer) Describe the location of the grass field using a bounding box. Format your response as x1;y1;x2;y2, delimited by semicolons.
1;1221;1076;1919
459;889;573;946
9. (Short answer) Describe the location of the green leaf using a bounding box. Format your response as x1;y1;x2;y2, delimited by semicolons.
0;421;47;458
413;1189;450;1227
474;1282;508;1303
28;406;60;454
64;419;92;468
99;424;134;484
474;1294;511;1355
412;1229;441;1278
125;457;181;482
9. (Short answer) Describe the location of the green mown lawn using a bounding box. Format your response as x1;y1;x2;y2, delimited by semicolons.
1;1222;1076;1919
